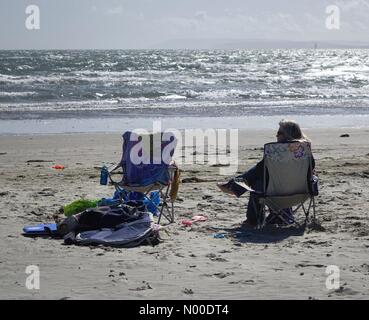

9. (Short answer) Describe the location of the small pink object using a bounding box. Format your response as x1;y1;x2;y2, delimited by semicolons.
181;220;193;227
52;164;65;170
192;215;208;222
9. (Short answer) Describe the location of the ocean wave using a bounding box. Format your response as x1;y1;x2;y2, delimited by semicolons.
0;91;37;97
1;49;369;119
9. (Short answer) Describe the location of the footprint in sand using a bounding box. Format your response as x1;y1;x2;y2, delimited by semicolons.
213;272;234;279
183;288;194;295
329;286;359;296
295;263;325;268
205;253;228;262
228;280;255;285
129;281;153;291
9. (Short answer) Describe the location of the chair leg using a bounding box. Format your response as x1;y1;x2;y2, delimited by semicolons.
171;201;174;223
157;201;164;224
157;185;171;224
255;200;265;229
303;198;314;224
265;197;316;228
304;199;310;223
272;207;299;227
268;202;301;228
259;206;266;229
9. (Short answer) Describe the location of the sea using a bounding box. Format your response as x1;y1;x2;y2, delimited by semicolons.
1;49;369;134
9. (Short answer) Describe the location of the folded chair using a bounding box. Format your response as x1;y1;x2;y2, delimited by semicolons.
250;141;317;228
108;131;179;224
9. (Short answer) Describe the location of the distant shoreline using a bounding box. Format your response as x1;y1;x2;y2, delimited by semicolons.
2;40;369;51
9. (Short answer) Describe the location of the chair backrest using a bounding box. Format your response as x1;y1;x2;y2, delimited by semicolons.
263;141;312;197
120;131;177;186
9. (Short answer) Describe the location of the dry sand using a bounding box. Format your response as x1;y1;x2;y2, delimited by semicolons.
0;128;368;299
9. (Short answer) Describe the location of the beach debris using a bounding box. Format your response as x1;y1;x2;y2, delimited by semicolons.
182;177;207;183
192;215;208;222
211;163;230;167
0;152;7;155
52;164;65;170
30;209;43;216
331;286;359;296
181;220;193;227
213;272;234;279
202;195;213;200
295;263;325;268
213;233;226;239
205;253;228;262
129;281;153;291
0;191;9;196
181;215;208;227
340;134;350;138
183;288;194;295
229;279;255;285
174;252;185;258
37;190;54;197
27;159;54;163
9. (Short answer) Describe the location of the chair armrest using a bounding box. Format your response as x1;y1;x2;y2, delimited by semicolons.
109;163;122;173
108;162;123;185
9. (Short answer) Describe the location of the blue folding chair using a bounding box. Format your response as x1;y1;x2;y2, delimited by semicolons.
108;131;178;224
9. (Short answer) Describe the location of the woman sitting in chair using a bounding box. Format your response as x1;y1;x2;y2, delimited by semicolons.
236;119;315;228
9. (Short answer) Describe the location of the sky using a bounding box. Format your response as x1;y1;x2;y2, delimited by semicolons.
1;0;369;49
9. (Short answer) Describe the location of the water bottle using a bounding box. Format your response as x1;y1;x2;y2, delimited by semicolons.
100;165;108;185
311;175;319;196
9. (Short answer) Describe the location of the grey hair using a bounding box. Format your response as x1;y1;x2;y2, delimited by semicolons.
278;119;310;142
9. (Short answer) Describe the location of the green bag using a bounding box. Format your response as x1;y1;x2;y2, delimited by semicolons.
63;199;99;217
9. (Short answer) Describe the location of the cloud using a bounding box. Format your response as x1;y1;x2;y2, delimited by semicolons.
106;6;123;15
335;0;369;11
194;11;207;21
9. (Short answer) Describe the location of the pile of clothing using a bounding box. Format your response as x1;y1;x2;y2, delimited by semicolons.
58;200;160;247
23;192;161;248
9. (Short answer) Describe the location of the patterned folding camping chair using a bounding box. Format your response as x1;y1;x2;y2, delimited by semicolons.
252;141;317;228
108;131;179;224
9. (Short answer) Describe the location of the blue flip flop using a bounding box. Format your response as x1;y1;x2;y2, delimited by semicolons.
23;223;58;236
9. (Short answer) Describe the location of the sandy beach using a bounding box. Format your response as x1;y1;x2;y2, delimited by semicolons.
0;127;368;299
